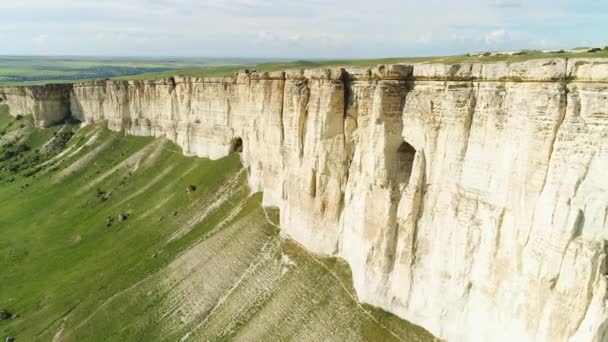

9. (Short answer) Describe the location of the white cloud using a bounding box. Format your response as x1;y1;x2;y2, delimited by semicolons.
484;29;508;44
490;0;522;8
0;0;605;58
534;39;562;49
417;32;434;45
32;34;49;44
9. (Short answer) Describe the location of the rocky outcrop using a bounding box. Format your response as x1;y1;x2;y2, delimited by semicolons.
1;58;607;342
0;84;72;127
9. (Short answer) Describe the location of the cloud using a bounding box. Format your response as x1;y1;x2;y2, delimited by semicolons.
32;34;49;44
417;32;434;45
490;0;522;8
0;0;606;58
534;39;562;49
484;29;508;44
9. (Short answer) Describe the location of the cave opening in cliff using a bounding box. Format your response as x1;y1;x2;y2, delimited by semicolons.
397;141;416;188
230;137;243;153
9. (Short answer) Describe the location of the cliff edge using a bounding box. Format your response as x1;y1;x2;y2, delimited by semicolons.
1;58;607;342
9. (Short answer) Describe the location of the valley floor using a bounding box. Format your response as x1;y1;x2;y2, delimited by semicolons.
0;107;435;341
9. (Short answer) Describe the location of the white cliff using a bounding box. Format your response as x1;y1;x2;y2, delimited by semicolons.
1;58;607;342
0;84;71;127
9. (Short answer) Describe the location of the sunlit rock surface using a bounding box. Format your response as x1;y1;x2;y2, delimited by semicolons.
2;58;607;342
0;84;71;127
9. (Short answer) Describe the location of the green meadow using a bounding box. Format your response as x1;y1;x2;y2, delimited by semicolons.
0;106;435;341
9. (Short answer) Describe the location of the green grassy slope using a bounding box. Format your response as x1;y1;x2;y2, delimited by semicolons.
0;108;436;341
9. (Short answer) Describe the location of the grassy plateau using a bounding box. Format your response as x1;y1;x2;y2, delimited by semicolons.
3;47;608;86
115;48;608;81
0;105;436;341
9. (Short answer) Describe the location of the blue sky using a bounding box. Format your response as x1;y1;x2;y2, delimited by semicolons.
0;0;606;58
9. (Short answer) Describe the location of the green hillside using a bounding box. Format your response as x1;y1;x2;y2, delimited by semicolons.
0;105;435;341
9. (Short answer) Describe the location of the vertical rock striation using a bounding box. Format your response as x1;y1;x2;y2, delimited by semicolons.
0;84;72;127
1;58;607;342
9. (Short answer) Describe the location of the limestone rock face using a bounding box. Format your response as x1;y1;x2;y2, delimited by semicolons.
0;84;72;127
1;58;606;342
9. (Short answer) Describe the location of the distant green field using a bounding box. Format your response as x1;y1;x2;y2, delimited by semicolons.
0;109;436;341
0;56;268;85
2;48;607;85
119;50;608;81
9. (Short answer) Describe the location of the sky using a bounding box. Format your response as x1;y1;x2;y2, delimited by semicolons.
0;0;607;59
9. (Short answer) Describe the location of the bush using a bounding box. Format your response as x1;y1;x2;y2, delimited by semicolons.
15;144;31;152
1;151;16;161
47;131;74;153
0;310;12;320
23;167;42;177
96;188;110;202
